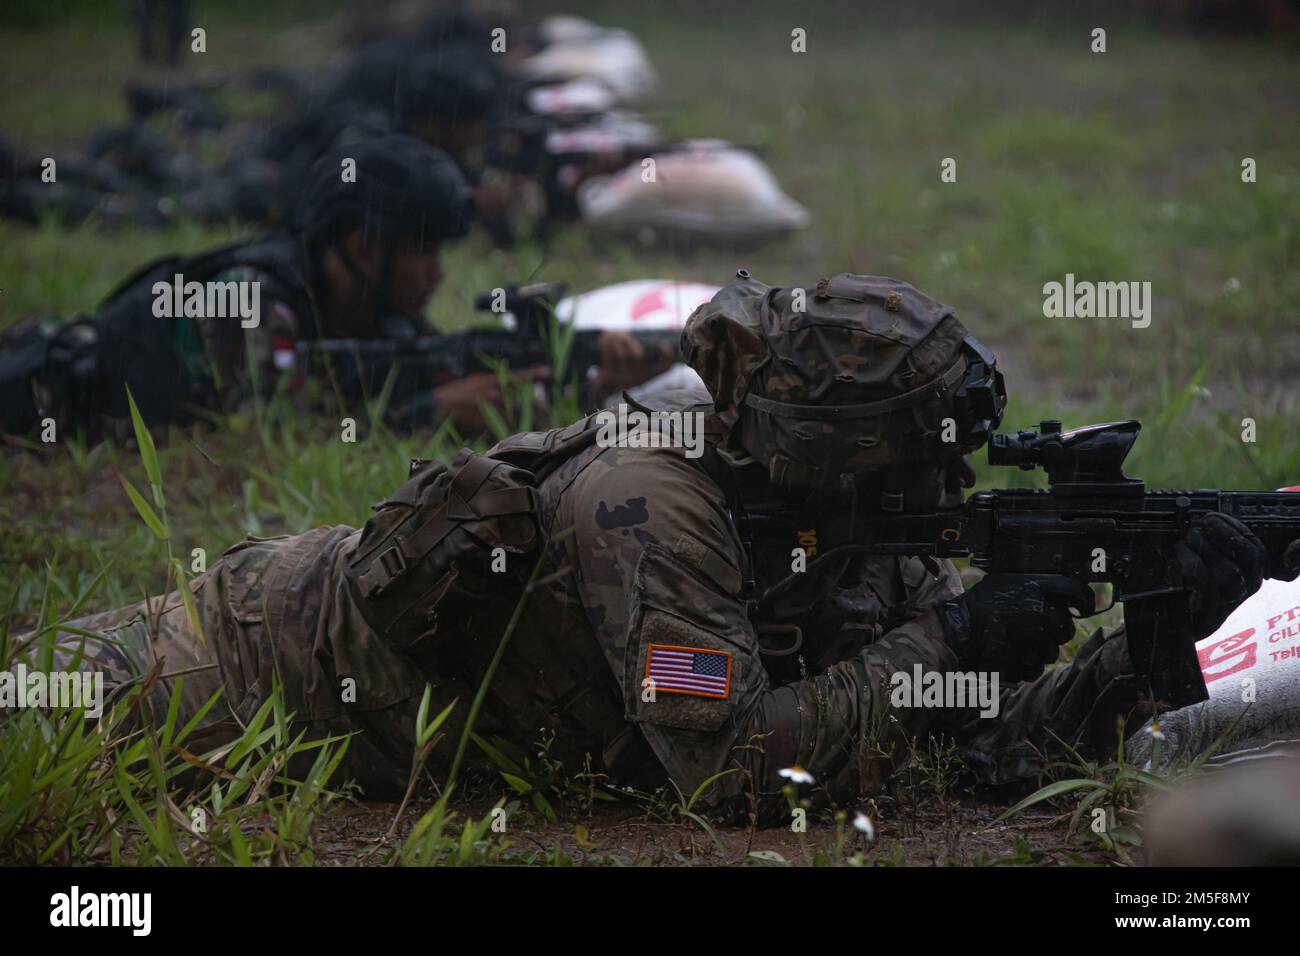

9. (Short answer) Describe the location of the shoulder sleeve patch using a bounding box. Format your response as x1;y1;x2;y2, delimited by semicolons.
619;541;767;792
631;611;735;732
646;643;731;699
624;540;761;734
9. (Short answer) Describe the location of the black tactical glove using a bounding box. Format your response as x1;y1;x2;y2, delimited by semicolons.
1267;539;1300;583
940;573;1095;684
1173;513;1266;636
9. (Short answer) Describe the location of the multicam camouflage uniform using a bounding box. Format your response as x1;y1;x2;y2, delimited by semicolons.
52;528;436;796
35;274;1149;818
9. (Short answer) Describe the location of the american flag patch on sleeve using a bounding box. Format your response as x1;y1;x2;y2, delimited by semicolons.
645;644;732;699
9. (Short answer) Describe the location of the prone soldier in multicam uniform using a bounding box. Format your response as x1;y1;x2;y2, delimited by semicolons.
28;272;1276;819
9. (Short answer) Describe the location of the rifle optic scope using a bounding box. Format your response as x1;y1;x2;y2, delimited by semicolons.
988;419;1142;486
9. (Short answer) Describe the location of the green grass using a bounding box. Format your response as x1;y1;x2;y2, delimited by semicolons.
0;2;1297;865
0;394;538;866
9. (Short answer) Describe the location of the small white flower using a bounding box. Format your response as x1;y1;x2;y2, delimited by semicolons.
778;765;815;785
853;812;876;841
1149;721;1166;742
1224;277;1241;293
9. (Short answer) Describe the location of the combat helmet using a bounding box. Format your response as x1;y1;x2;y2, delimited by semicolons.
295;133;473;250
395;45;499;130
294;133;473;319
682;271;1006;508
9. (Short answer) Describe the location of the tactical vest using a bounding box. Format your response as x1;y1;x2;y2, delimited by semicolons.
0;234;315;436
92;233;315;426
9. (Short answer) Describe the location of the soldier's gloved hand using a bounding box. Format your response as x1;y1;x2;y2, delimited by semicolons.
1266;539;1300;583
1173;513;1266;636
940;573;1095;683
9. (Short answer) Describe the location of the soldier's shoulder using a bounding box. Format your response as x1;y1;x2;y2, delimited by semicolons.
559;440;740;577
568;439;725;510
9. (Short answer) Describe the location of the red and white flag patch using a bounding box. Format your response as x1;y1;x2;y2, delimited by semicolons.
645;643;732;699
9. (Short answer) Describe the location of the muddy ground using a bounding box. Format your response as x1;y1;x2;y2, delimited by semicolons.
310;791;1118;867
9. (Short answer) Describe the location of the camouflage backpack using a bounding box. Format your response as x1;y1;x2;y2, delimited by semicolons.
343;416;604;652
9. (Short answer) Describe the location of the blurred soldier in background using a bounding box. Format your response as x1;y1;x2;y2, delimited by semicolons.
0;134;665;440
134;0;190;66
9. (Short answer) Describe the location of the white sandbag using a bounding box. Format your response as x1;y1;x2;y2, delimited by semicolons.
491;279;718;396
620;363;710;403
576;140;810;241
520;26;657;103
557;279;718;400
544;112;659;158
1126;534;1300;769
526;78;617;117
556;278;719;330
535;15;605;45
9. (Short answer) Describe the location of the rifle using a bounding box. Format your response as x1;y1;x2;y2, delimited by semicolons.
294;282;681;409
742;419;1300;707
